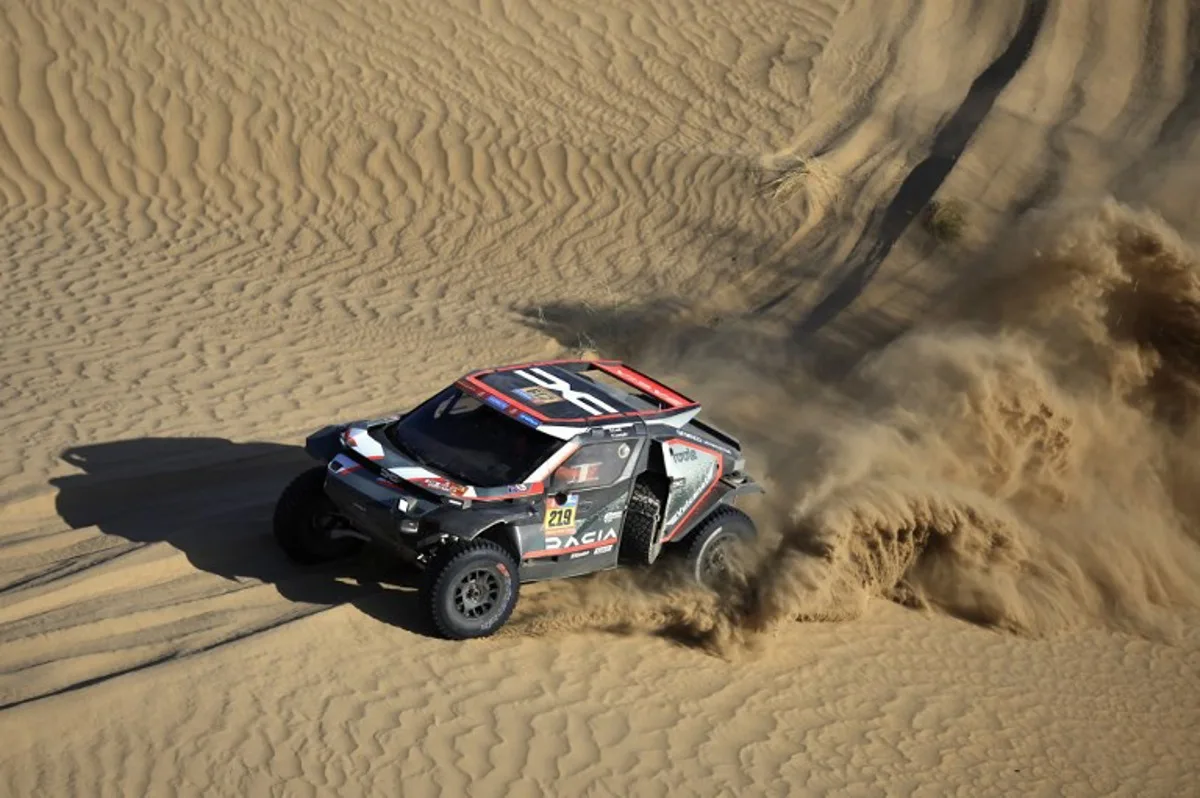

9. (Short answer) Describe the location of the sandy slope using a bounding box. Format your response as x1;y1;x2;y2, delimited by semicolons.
2;0;1199;795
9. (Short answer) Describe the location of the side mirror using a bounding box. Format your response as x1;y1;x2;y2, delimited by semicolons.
546;470;570;495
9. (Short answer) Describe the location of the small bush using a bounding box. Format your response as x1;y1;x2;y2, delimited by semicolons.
760;155;841;218
764;158;812;202
924;198;968;242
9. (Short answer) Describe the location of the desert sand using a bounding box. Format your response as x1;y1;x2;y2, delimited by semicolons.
2;0;1200;795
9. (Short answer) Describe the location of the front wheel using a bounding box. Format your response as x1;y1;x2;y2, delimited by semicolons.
420;539;520;640
273;466;364;564
684;506;757;589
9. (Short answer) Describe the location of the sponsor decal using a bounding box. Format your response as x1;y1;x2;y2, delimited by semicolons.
672;446;698;463
569;550;590;560
544;526;618;551
595;544;614;555
543;494;579;531
412;476;468;497
598;363;689;406
603;510;624;523
517;412;541;427
678;429;736;456
664;460;719;527
513;367;619;416
506;483;530;494
556;461;601;485
485;395;509;411
617;442;631;459
514;386;563;406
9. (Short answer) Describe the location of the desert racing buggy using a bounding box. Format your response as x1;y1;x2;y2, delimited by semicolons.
273;359;763;639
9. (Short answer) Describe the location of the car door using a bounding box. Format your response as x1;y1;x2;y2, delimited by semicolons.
658;437;724;542
520;438;643;579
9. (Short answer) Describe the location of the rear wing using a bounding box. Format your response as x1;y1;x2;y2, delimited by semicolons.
585;361;698;410
687;417;742;452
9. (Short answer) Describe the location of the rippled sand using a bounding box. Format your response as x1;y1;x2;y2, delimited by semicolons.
2;1;1198;795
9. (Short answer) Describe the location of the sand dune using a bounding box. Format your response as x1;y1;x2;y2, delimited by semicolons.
2;0;1199;795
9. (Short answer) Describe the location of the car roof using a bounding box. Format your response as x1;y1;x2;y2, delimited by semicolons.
456;359;701;435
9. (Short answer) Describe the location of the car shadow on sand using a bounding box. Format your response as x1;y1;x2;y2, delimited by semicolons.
50;436;437;637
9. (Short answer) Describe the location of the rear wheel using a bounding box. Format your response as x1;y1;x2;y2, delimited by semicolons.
684;506;756;588
618;481;664;566
273;467;364;564
421;539;520;640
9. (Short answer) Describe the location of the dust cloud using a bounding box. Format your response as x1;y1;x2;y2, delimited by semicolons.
505;200;1200;654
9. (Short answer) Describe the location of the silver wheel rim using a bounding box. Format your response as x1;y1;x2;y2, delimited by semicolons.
699;532;733;584
453;568;502;619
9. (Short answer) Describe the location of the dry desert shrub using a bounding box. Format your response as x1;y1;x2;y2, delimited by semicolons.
761;155;840;210
924;197;969;242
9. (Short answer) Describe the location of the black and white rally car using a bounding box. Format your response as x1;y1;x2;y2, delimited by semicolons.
274;358;763;639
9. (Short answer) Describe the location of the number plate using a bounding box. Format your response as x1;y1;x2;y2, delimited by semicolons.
544;494;579;531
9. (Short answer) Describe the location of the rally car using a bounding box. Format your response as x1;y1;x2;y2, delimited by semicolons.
273;358;763;639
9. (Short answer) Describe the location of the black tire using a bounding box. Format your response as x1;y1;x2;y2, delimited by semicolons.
421;539;520;640
618;480;664;566
684;505;756;588
273;466;364;564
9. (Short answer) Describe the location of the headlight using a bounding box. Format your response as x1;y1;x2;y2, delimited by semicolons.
396;497;412;513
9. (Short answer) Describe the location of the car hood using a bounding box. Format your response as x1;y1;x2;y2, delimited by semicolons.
336;419;545;503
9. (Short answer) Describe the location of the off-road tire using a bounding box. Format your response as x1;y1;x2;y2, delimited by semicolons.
273;466;364;564
421;539;520;640
618;481;664;566
684;505;756;588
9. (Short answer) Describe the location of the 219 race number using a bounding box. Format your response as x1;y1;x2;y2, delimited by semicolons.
545;506;576;529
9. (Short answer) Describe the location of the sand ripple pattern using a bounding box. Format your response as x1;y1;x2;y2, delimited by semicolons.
2;0;1200;796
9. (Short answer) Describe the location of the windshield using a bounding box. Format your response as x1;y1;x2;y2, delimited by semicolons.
385;386;565;487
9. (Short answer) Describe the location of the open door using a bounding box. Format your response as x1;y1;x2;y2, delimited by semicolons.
659;438;723;541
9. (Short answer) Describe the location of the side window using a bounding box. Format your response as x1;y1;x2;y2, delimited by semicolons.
552;441;633;490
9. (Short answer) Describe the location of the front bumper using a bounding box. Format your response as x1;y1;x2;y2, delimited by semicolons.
322;463;435;562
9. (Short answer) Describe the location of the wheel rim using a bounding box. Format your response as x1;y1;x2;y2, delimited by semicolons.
699;533;733;585
453;568;502;620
